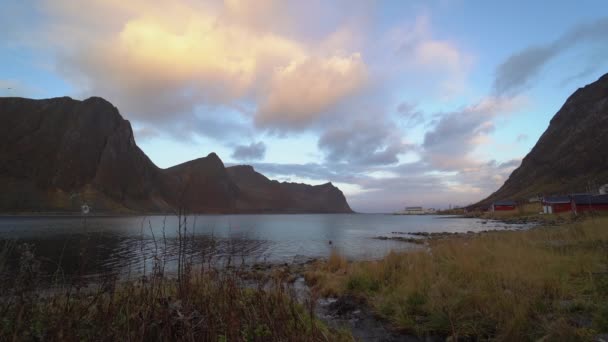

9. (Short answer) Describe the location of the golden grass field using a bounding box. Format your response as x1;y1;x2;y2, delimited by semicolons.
306;216;608;340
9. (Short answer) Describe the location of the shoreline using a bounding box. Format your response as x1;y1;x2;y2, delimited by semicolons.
304;216;608;340
0;211;359;218
3;213;605;340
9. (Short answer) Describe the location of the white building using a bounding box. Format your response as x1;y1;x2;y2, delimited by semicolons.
404;206;425;215
395;206;437;215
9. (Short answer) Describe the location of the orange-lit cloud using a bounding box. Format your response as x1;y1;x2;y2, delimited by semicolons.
256;54;367;129
389;15;473;97
42;0;367;129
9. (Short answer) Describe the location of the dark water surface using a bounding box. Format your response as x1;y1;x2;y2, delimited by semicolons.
0;214;529;284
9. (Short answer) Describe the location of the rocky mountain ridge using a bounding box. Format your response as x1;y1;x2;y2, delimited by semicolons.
227;165;352;213
0;96;352;214
477;72;608;206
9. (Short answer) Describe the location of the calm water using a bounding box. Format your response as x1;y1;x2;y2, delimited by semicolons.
0;214;529;283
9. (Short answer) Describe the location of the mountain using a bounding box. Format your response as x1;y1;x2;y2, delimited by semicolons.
227;165;353;213
0;96;352;214
165;154;239;213
0;96;172;212
478;73;608;206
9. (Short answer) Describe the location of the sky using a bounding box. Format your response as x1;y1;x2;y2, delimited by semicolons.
2;0;608;212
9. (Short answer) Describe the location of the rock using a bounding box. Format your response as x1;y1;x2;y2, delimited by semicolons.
374;236;426;244
595;334;608;342
327;295;360;316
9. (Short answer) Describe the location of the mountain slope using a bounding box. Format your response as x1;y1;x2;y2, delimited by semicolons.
0;96;353;214
0;96;171;212
227;165;353;213
479;73;608;205
164;154;239;213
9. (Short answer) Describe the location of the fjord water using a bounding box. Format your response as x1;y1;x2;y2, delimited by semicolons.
0;214;528;284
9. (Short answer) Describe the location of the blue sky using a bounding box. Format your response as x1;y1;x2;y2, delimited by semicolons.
2;0;608;212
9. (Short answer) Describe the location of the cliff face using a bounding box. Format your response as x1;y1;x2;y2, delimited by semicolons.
0;96;353;214
478;73;608;205
227;165;353;213
0;97;170;212
164;154;239;213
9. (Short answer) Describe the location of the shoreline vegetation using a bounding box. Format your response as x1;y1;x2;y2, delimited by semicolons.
306;214;608;340
0;233;352;341
0;211;363;218
0;265;351;341
1;214;607;340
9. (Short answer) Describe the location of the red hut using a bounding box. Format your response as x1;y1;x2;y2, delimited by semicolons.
542;196;572;214
571;194;608;215
491;200;517;212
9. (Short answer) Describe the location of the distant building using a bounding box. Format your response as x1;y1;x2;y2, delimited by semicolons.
395;206;438;215
491;200;517;212
600;184;608;195
571;194;608;215
404;206;425;215
542;196;571;214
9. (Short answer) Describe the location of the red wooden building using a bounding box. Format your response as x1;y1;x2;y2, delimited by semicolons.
542;196;572;214
491;200;517;212
571;194;608;214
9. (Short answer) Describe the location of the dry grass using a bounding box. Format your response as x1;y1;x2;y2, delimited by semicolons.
327;248;348;272
307;218;608;340
0;216;353;341
0;268;353;341
305;249;349;297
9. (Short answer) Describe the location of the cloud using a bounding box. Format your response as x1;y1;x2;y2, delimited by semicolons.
390;15;473;96
38;0;367;138
223;0;291;33
422;96;524;170
248;162;351;183
494;17;608;95
133;126;160;141
559;47;608;86
318;117;411;166
455;159;521;193
348;157;522;212
414;40;466;73
516;133;528;143
497;159;521;169
397;102;425;127
231;141;267;161
493;46;559;96
255;54;367;130
53;4;303;119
